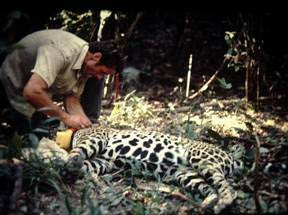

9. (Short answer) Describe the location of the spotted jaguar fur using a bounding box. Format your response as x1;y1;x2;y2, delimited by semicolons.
65;126;243;213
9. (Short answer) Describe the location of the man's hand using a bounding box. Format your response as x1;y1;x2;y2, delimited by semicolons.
64;95;93;129
62;114;92;129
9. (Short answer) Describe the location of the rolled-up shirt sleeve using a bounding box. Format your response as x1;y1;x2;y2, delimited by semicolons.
31;45;66;87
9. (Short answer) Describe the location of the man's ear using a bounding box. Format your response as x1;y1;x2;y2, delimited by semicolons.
93;52;102;63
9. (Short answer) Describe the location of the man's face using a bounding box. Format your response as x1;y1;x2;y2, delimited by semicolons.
83;53;115;79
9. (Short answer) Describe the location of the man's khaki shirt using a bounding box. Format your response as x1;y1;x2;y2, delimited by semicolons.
0;29;89;117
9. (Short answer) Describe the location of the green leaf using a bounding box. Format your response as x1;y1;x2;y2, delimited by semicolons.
47;178;63;195
259;196;268;213
237;191;249;199
217;78;232;89
65;195;73;213
259;147;269;154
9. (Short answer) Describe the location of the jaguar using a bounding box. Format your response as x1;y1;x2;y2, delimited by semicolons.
63;126;244;214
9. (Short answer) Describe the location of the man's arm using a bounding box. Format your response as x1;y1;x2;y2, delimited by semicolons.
23;73;91;129
64;94;92;126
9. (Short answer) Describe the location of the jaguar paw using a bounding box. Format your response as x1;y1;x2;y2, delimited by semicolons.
201;193;218;209
213;191;236;214
60;166;84;184
67;154;84;168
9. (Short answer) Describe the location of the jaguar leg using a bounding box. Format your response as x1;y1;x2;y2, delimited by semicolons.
82;158;115;176
63;137;107;181
174;168;218;209
197;166;236;214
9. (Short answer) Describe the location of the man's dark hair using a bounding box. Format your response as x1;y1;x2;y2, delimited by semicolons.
89;40;125;73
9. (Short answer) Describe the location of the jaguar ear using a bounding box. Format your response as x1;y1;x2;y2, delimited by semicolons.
56;129;74;150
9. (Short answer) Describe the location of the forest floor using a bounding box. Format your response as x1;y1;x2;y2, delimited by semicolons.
1;81;287;215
